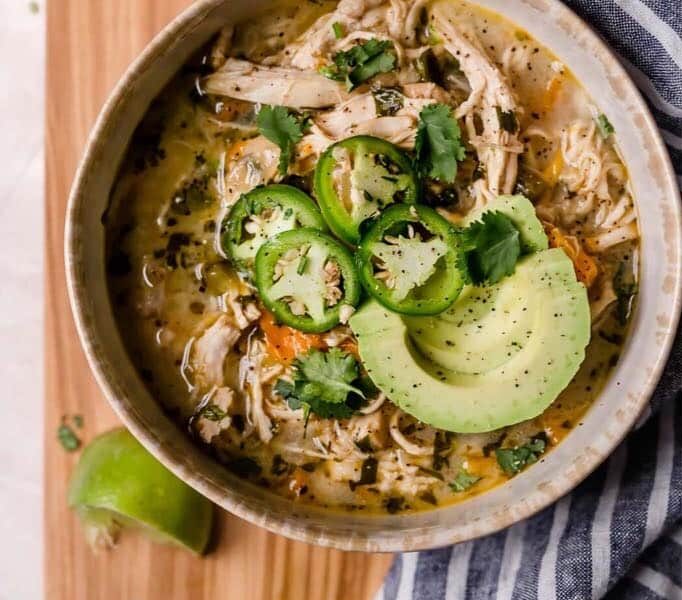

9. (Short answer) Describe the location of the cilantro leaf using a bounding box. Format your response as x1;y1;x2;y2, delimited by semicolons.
277;377;355;419
274;379;313;423
274;379;296;402
414;103;466;183
613;261;637;325
274;349;364;421
321;39;397;90
294;348;363;404
495;436;546;476
449;470;481;492
332;22;344;39
596;113;614;138
461;211;521;284
256;105;304;176
201;403;228;422
306;397;356;419
57;422;80;452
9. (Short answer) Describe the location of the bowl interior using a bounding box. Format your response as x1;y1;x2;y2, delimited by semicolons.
65;0;682;551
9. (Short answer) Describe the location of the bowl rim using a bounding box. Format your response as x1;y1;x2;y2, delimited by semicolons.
65;0;682;552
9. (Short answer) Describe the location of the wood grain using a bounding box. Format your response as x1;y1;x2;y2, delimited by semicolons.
44;1;393;598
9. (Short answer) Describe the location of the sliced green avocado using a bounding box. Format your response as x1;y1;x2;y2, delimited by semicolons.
404;274;536;374
463;195;548;253
349;249;590;433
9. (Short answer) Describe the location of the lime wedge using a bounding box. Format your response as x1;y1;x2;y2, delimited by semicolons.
68;428;213;555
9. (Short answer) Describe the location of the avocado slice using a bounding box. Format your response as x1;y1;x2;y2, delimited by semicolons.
349;249;590;433
463;194;549;253
404;273;536;374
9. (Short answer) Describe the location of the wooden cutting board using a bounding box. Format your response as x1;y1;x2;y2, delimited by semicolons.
44;1;393;598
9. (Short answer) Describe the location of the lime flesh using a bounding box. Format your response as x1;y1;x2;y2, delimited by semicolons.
68;428;213;554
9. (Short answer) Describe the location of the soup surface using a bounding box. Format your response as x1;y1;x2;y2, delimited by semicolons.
106;0;639;514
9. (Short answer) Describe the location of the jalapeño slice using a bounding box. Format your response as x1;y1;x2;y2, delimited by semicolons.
221;184;327;267
357;204;464;315
313;136;419;245
255;228;361;333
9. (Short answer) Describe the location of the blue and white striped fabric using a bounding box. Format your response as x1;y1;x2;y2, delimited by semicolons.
379;1;682;598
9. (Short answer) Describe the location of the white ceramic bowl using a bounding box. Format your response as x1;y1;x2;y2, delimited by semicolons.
65;0;682;551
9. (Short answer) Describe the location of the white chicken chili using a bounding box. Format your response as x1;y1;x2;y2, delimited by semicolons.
106;0;639;513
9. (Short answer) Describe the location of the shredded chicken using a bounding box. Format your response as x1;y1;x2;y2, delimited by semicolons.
223;136;280;205
306;84;449;159
389;409;434;456
210;26;234;70
350;410;388;449
327;458;364;482
312;87;440;148
537;119;638;253
272;402;439;498
239;339;276;442
204;58;349;109
223;288;261;330
584;223;638;253
590;276;618;325
429;1;522;204
375;449;435;496
189;285;260;392
500;43;532;82
272;0;405;70
560;120;624;202
230;1;331;62
265;374;303;422
191;315;242;389
311;420;366;461
360;392;387;415
195;386;235;443
275;405;390;470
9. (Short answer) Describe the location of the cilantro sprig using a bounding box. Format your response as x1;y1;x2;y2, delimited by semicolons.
596;113;614;138
461;211;521;284
449;469;481;492
414;103;466;184
495;435;547;476
256;105;307;176
613;261;637;325
320;39;397;90
57;415;83;452
332;22;344;40
274;348;365;422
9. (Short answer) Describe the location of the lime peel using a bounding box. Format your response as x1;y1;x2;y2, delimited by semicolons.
68;428;213;555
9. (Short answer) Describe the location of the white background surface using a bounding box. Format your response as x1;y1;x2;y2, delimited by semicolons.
0;1;44;598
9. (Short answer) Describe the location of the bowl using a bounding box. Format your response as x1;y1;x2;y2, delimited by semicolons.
65;0;682;551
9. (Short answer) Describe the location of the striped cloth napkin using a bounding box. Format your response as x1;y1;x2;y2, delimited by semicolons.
378;1;682;598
